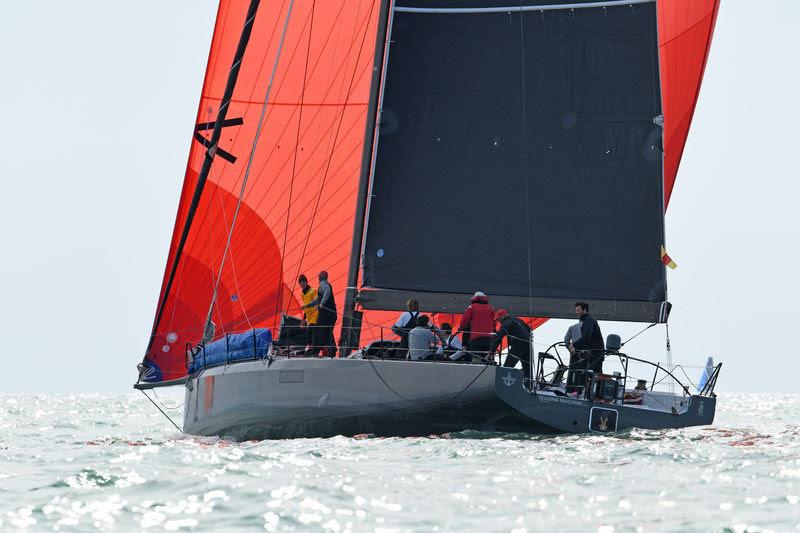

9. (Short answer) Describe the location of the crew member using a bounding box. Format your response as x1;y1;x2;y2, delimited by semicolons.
457;291;495;360
298;274;318;353
407;315;448;361
302;271;337;358
391;298;420;356
566;302;604;392
436;322;464;362
490;309;533;376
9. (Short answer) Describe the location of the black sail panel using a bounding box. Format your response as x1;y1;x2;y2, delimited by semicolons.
362;2;666;314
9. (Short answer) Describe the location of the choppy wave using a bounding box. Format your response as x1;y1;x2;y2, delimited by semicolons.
1;392;798;531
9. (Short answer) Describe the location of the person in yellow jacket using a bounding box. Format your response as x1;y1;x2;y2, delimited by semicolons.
298;274;318;354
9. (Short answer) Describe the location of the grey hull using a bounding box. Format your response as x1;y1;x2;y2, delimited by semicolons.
184;359;550;440
494;367;717;433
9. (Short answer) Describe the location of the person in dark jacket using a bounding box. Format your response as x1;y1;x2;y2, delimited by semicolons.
490;310;532;377
457;291;495;360
566;301;604;392
302;271;337;357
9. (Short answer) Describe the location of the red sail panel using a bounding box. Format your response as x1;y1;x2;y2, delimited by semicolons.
144;0;381;382
659;0;720;205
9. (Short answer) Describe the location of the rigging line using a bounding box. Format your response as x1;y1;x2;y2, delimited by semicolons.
180;0;290;242
204;0;297;333
211;0;311;201
621;322;656;347
201;0;350;228
187;49;372;265
139;389;182;433
673;364;699;392
207;2;234;93
366;358;490;406
249;165;363;282
205;48;372;252
665;322;676;403
205;109;229;336
207;109;253;329
170;101;219;341
194;0;289;197
152;389;185;411
236;108;368;268
280;0;316;317
240;0;291;104
145;0;264;358
242;8;374;222
164;238;189;340
292;0;376;287
215;180;253;329
518;2;534;320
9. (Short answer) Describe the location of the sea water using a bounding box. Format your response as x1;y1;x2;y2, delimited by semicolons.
1;392;798;532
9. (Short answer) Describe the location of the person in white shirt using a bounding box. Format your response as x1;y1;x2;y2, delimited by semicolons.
391;298;420;355
436;322;464;362
407;315;447;361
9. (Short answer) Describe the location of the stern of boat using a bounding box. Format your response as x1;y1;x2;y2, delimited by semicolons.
494;366;718;433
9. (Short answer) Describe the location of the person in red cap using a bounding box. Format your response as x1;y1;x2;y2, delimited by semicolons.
457;291;495;360
490;309;533;377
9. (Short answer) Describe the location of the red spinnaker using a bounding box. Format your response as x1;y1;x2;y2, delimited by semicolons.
659;0;721;205
144;1;383;381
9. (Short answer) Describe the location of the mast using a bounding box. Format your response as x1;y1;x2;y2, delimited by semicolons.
143;0;262;359
340;0;393;356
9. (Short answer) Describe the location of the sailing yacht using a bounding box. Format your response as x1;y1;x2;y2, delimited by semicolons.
135;0;722;438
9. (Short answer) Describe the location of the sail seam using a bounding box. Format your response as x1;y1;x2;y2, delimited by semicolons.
183;1;355;266
203;96;369;106
292;0;378;290
217;7;376;233
280;0;316;316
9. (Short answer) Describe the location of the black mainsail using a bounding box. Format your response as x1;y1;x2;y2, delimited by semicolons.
356;0;668;323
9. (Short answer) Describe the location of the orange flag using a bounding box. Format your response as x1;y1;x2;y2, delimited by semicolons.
661;245;678;270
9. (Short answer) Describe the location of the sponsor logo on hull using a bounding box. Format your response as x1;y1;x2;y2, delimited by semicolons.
589;407;619;433
537;395;585;407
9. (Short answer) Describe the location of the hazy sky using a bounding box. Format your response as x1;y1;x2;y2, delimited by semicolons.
1;1;798;393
